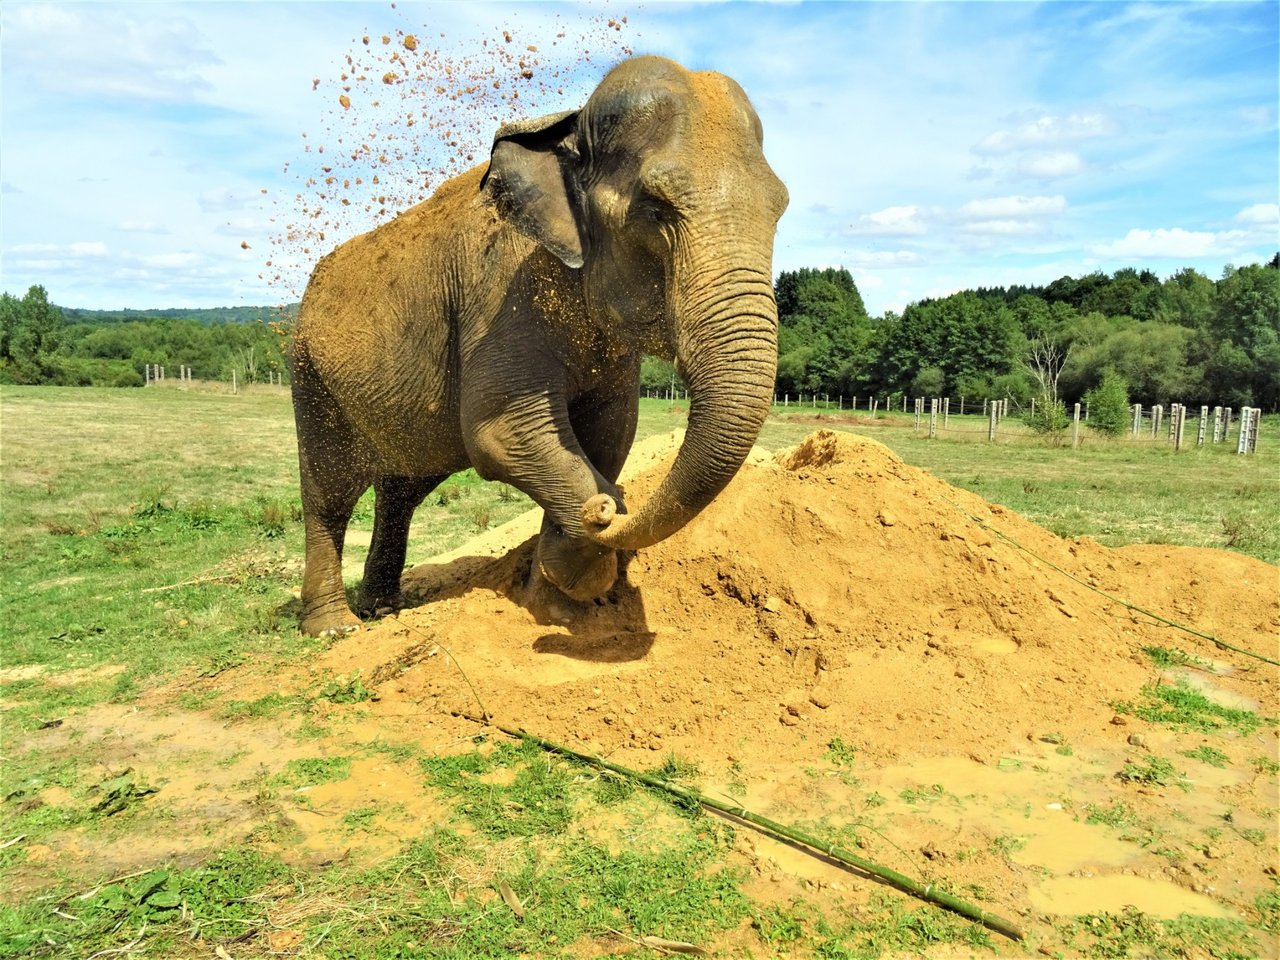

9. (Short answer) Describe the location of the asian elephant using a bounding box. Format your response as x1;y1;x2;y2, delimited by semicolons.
290;54;788;636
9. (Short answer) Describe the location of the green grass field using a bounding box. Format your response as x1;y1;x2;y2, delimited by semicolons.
1;384;1276;958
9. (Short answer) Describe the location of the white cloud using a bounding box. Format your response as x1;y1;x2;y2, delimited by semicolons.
958;195;1067;219
975;113;1117;155
1234;203;1279;226
3;4;220;103
118;220;168;234
959;220;1044;237
1091;227;1250;259
1018;151;1083;179
854;205;927;236
846;251;921;267
10;241;109;259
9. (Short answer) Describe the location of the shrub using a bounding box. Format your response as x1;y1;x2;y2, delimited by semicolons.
1084;369;1130;436
1025;398;1070;436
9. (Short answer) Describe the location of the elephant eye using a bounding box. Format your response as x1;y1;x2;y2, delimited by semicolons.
631;195;676;227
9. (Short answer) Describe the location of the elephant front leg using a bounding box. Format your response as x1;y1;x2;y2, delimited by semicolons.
532;385;641;599
358;474;445;616
464;390;626;603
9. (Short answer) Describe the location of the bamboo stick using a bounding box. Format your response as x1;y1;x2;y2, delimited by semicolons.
461;714;1025;942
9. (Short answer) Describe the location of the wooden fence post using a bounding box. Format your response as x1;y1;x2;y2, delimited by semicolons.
1197;406;1208;446
988;403;998;442
1072;402;1081;449
1130;403;1142;435
929;399;938;438
1212;406;1223;443
1151;404;1163;438
914;398;922;432
1174;404;1185;451
943;397;950;430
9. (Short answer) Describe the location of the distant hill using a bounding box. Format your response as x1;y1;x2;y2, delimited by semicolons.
60;304;300;326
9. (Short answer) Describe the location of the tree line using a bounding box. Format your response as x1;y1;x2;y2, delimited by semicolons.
0;288;293;388
4;256;1277;414
750;257;1278;414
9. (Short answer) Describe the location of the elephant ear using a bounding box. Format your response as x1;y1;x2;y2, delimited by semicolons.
482;109;585;268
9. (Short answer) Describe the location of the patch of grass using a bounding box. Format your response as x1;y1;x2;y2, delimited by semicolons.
421;740;575;839
824;735;857;767
1117;755;1189;791
810;892;994;958
0;849;294;959
1251;756;1279;776
299;816;748;957
1255;881;1280;934
341;804;382;832
645;753;701;784
1142;645;1212;671
989;834;1028;858
220;691;306;721
1113;680;1268;737
1085;800;1143;830
899;783;948;804
270;755;353;789
314;670;374;704
1182;744;1230;768
1057;906;1256;959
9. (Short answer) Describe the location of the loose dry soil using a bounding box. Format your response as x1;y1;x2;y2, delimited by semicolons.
14;430;1279;954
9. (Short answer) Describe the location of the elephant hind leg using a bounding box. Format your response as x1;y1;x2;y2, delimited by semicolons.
358;474;445;617
299;477;369;637
294;357;376;636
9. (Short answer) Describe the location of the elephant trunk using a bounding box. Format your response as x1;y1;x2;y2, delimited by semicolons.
581;255;778;550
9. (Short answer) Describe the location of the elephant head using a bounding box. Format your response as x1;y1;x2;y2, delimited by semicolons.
483;56;788;555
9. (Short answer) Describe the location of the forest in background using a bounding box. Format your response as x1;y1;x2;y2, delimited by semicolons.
2;256;1277;413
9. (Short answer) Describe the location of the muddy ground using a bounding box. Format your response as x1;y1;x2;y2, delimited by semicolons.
13;430;1279;954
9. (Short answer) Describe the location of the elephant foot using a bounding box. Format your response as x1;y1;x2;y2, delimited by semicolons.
357;587;407;620
538;548;617;602
300;601;362;638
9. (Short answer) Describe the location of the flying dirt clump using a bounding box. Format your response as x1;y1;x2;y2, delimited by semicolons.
261;10;636;299
320;429;1277;771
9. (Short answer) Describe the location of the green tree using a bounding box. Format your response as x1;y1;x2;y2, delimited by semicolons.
1084;369;1130;436
910;365;945;398
7;285;66;382
0;292;19;366
774;267;872;396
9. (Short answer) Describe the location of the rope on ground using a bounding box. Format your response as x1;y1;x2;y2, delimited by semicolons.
942;495;1279;668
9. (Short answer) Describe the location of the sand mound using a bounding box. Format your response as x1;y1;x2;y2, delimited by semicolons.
326;429;1276;769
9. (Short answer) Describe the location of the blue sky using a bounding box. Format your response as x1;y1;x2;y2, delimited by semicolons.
1;1;1276;316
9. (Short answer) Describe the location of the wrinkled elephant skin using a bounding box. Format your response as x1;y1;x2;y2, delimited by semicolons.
291;55;788;636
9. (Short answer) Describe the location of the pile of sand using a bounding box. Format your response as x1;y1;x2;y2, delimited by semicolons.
324;429;1276;770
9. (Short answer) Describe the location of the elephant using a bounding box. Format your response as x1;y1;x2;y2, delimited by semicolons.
290;54;788;636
